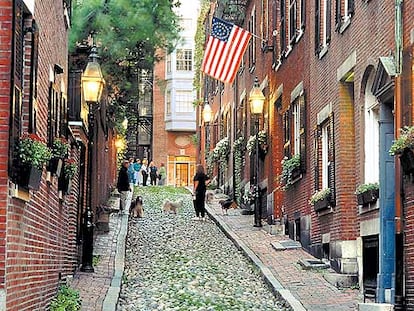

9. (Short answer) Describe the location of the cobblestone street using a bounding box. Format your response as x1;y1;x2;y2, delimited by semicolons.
117;187;290;311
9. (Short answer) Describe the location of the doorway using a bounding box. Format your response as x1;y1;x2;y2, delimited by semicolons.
175;163;189;187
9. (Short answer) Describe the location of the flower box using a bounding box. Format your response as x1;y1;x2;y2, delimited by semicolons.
357;189;379;206
17;164;42;191
47;158;63;177
313;196;330;212
399;148;414;175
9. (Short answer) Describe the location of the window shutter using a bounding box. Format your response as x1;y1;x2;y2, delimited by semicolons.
314;126;320;190
289;0;297;43
283;111;291;157
326;0;332;44
300;0;306;29
335;0;341;31
328;114;336;205
314;0;321;54
299;93;306;172
348;0;355;16
280;0;287;55
29;21;39;132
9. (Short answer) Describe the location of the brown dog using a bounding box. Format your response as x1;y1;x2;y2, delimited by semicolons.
130;196;144;218
162;199;183;214
219;199;237;215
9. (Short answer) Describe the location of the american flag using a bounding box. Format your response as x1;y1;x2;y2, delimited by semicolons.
201;17;252;84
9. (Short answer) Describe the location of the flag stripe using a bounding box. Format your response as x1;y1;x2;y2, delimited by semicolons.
201;17;252;84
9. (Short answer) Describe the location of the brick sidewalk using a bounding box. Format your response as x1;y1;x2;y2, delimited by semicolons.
205;195;363;311
70;197;127;311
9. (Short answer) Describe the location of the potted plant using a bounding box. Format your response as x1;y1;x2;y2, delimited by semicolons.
212;137;230;171
389;126;414;175
48;137;70;177
246;131;268;159
59;158;77;194
355;182;379;206
16;133;52;190
309;188;331;212
280;155;301;190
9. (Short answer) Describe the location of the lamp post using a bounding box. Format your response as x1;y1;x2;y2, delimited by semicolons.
203;102;213;164
249;77;265;228
80;45;105;272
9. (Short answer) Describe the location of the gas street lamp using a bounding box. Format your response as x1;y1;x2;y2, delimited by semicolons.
249;77;265;228
80;45;105;273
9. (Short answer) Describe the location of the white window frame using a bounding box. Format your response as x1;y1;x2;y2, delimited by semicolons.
364;101;379;184
321;122;330;189
176;49;192;71
292;100;301;155
175;90;194;113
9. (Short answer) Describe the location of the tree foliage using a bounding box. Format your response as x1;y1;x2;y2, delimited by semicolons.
70;0;182;98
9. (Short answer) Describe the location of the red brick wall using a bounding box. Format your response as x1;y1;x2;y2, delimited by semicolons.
2;1;81;310
0;0;12;296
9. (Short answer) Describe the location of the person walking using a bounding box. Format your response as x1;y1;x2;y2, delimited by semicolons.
141;158;149;186
149;161;158;185
158;162;166;185
192;164;210;221
133;158;142;186
117;159;132;214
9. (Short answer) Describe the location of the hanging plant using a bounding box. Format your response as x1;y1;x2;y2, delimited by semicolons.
212;137;230;172
280;155;301;190
233;136;245;203
246;130;268;156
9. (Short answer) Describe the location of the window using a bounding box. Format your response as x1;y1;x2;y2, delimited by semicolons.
315;113;335;204
175;90;194;113
283;92;306;168
166;89;171;115
315;0;331;55
335;0;354;31
321;121;330;189
166;54;171;73
248;8;256;70
176;49;192;71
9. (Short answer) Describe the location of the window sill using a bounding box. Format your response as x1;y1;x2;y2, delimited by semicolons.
12;185;30;202
339;16;351;34
358;202;379;215
318;45;329;60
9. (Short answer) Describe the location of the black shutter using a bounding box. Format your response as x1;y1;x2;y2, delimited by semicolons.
299;93;306;172
289;0;297;43
314;126;320;190
300;0;306;29
280;0;286;55
326;0;332;44
335;0;342;31
314;0;320;54
328;114;336;205
348;0;355;16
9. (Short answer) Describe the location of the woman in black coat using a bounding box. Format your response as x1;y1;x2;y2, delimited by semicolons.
193;164;210;221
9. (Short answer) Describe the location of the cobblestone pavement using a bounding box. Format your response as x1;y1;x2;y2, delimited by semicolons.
117;188;290;311
71;187;363;311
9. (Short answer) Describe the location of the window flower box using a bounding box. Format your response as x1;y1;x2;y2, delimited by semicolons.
355;182;379;206
389;126;414;175
280;155;301;190
17;165;43;191
309;188;331;212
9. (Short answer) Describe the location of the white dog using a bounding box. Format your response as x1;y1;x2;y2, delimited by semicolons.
162;199;183;214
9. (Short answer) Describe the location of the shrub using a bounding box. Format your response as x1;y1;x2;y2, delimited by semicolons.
49;285;81;311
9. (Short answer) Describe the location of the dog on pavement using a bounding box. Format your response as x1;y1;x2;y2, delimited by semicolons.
205;192;214;203
162;199;183;214
219;199;237;215
130;196;144;218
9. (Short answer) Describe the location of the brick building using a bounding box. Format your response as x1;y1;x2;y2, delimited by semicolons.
198;0;413;308
152;0;200;187
0;1;117;309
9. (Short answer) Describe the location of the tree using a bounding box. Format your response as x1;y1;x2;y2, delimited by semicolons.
69;0;182;97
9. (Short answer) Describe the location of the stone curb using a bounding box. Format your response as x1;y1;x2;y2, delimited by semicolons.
205;204;306;311
102;208;129;311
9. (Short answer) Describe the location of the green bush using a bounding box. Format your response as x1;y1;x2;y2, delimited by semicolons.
49;285;81;311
